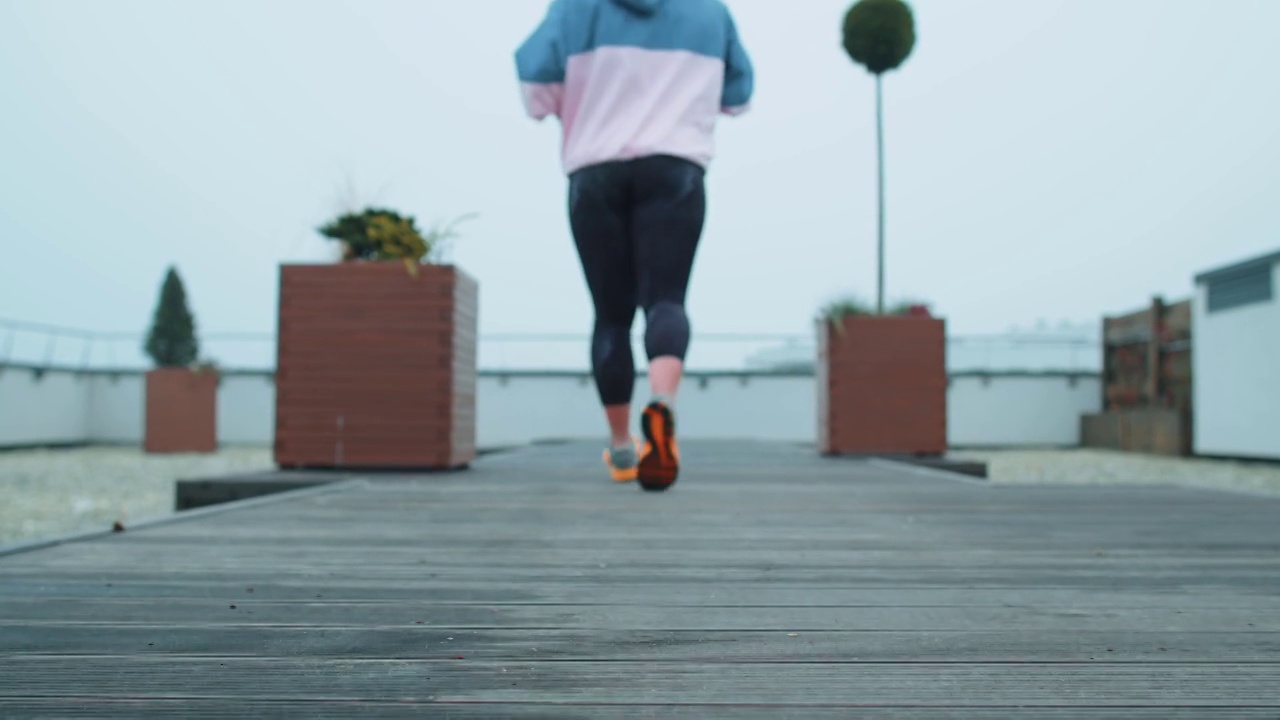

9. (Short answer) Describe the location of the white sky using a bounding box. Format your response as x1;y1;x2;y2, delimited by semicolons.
2;0;1278;366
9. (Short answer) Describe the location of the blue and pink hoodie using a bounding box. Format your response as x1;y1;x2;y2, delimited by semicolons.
515;0;754;175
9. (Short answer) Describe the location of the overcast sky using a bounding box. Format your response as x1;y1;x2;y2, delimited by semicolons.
2;0;1278;367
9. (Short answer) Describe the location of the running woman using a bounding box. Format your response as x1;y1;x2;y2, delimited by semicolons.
515;0;754;491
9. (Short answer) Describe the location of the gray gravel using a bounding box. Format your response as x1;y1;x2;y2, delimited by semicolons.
0;446;272;547
952;448;1280;498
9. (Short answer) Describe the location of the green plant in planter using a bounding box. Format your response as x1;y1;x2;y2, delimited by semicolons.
841;0;916;315
819;295;875;326
144;266;199;367
318;207;477;278
819;293;931;334
191;358;220;375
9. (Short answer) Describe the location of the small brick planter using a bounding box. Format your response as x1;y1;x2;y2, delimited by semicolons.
144;368;218;454
817;314;947;456
273;262;478;470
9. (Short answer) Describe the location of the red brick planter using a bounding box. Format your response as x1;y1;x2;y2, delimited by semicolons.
273;262;478;470
144;368;218;454
817;314;947;456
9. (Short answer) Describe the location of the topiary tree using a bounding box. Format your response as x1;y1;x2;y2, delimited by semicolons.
842;0;916;315
144;266;199;367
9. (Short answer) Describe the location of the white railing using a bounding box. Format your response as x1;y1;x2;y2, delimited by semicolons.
0;317;1102;374
0;316;1103;450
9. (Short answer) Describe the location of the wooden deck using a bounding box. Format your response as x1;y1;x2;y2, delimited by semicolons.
2;440;1278;717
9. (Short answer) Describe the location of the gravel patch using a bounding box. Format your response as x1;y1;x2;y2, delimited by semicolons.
952;448;1280;498
0;445;273;547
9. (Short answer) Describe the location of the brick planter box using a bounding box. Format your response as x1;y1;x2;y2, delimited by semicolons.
144;368;218;454
273;262;478;470
817;314;947;456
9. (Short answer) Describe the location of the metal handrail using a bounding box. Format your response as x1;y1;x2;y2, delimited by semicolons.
0;316;1101;372
0;319;1099;344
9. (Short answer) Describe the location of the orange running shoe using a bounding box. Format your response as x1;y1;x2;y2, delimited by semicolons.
637;401;679;491
603;437;639;482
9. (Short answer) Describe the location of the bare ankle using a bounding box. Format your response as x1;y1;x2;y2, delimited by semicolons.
648;356;683;401
603;404;631;446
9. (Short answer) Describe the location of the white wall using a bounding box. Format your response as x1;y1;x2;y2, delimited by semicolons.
88;373;142;444
0;367;1101;450
477;374;821;446
1193;262;1280;459
0;366;90;446
480;373;1101;448
218;374;276;445
948;374;1102;447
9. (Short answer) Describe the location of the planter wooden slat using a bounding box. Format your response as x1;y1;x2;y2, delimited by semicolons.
279;281;455;295
274;263;477;470
275;398;455;409
277;365;457;377
276;321;458;333
275;394;456;407
279;276;455;292
276;416;460;431
144;368;218;454
277;306;460;318
818;315;947;456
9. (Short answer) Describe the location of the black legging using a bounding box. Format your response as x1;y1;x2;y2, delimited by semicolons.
568;154;706;407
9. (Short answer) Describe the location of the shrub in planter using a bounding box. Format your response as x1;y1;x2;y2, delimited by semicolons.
273;208;479;470
816;295;947;456
143;266;217;454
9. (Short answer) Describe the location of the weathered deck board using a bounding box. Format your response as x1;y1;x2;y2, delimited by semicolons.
1;599;1274;631
1;656;1279;703
4;626;1278;662
1;702;1277;720
1;440;1278;716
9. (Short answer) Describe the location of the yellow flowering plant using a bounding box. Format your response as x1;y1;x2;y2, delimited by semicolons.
319;208;476;278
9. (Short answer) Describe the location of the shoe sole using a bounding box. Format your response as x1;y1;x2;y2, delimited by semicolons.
638;402;678;492
608;461;637;483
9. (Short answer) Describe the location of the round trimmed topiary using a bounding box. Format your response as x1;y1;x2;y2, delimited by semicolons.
840;0;917;315
842;0;916;75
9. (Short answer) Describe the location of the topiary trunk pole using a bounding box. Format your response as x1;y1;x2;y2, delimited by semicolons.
875;73;885;315
841;0;915;317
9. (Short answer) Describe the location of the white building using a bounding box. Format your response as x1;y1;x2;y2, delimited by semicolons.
1192;248;1280;460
